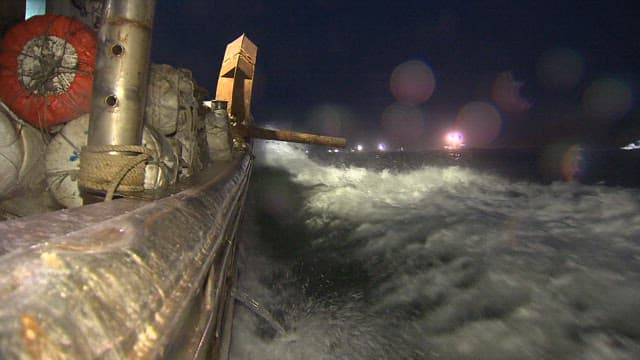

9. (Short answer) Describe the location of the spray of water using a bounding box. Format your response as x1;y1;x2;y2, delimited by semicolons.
232;142;640;359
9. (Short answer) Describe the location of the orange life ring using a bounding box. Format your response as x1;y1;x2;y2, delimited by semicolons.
0;15;96;128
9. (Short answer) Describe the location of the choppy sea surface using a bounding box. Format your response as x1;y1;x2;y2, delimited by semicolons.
230;143;640;359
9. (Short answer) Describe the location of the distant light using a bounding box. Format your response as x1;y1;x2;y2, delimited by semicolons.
356;144;363;151
622;140;640;150
378;143;386;151
444;131;464;150
446;131;463;144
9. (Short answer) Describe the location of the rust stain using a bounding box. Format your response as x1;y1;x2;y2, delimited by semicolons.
20;314;44;359
106;17;153;30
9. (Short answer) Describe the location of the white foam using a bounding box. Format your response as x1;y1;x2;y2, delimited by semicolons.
233;142;640;359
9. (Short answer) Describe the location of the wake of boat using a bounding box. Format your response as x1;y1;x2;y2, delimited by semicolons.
231;142;640;359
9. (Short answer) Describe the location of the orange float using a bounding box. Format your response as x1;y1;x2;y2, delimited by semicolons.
0;15;96;128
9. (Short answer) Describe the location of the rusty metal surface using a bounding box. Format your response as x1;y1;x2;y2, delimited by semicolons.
0;154;252;359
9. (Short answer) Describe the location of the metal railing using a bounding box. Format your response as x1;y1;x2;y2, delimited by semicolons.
0;155;252;359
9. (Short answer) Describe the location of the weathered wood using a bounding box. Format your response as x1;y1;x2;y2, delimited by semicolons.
239;125;347;147
215;35;257;127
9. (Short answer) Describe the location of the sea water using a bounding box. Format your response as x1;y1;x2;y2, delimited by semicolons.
230;142;640;359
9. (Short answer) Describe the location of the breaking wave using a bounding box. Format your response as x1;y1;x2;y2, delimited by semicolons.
231;142;640;359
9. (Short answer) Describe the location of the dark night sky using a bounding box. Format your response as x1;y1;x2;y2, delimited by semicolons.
152;0;639;149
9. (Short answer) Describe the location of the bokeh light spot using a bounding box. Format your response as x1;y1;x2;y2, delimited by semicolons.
492;71;532;113
539;143;585;182
390;60;436;105
561;144;584;182
582;77;634;122
381;103;427;148
536;47;584;90
306;103;354;136
455;101;502;147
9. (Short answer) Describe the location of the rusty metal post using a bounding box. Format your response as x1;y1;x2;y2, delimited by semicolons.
79;0;156;198
87;0;155;146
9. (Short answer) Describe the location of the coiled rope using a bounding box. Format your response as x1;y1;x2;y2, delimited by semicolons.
79;144;152;201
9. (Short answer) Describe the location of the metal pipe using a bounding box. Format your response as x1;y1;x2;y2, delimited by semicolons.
87;0;156;146
238;125;347;148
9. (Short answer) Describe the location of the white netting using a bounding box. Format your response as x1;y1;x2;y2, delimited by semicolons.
17;35;78;95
